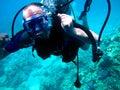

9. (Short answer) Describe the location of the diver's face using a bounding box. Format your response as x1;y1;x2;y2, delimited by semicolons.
23;5;50;39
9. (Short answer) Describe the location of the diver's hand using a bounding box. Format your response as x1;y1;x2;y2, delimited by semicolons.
0;33;10;47
0;33;11;60
57;13;74;33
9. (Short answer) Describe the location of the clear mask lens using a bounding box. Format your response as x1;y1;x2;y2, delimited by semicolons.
24;15;48;34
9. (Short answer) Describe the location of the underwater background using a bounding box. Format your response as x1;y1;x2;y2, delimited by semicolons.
0;0;120;90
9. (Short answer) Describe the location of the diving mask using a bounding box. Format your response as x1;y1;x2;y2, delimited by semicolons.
23;14;48;36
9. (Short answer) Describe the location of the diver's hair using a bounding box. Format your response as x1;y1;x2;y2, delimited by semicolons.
23;2;43;11
22;3;44;19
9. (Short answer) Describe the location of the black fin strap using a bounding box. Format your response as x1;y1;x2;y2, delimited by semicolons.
78;0;92;20
84;0;92;12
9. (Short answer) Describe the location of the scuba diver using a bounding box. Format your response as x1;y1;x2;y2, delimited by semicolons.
1;0;112;88
0;2;99;61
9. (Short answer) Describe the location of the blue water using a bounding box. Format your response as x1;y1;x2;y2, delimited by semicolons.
0;0;120;90
73;0;120;35
0;0;120;36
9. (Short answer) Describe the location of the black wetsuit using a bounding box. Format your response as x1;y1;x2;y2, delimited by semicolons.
5;17;85;63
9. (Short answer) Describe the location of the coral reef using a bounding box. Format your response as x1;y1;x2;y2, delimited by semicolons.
0;19;120;90
96;27;120;90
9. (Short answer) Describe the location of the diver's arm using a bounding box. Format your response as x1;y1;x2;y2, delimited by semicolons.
0;47;10;60
0;33;11;60
73;27;99;44
0;31;33;60
58;13;100;50
58;13;99;44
